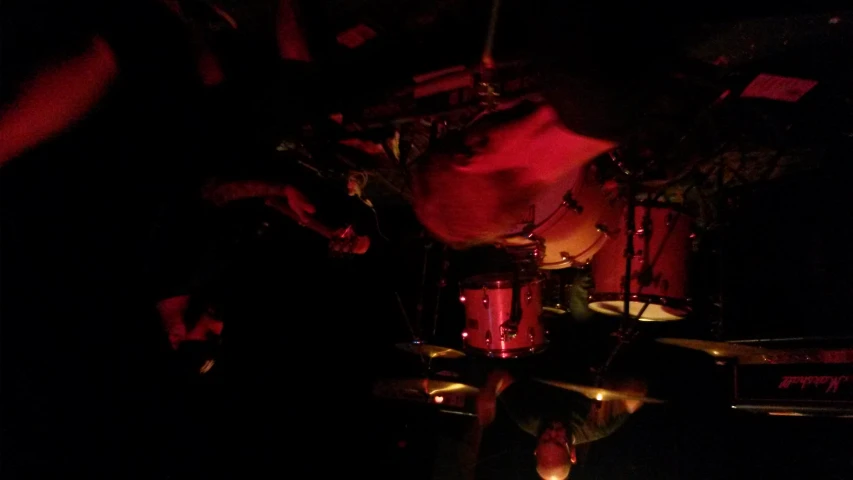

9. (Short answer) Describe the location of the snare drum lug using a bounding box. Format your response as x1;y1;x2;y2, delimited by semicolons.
485;330;492;347
562;191;584;214
528;327;535;345
526;288;533;304
482;287;489;309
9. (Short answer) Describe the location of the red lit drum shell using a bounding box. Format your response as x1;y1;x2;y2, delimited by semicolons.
588;205;693;321
499;164;624;269
459;273;546;357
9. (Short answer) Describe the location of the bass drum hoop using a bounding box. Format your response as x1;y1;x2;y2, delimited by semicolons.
587;292;690;322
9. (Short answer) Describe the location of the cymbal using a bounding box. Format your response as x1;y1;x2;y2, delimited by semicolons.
395;342;466;359
535;378;665;404
374;378;480;397
656;338;769;358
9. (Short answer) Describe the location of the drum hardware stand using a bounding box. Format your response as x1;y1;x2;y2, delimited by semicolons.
431;245;450;339
395;291;420;344
414;239;432;341
594;153;649;385
477;0;502;112
710;155;727;340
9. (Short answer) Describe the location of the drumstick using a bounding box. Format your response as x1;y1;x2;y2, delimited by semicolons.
264;197;370;254
264;197;334;238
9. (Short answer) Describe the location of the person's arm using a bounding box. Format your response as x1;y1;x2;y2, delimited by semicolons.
276;0;312;63
0;35;118;166
201;180;316;223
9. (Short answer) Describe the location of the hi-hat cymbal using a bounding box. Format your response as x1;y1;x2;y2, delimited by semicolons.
374;378;480;397
656;338;769;358
535;379;665;404
395;342;466;359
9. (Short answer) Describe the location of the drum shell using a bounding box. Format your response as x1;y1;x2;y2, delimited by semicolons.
589;205;693;321
499;164;623;269
459;273;546;358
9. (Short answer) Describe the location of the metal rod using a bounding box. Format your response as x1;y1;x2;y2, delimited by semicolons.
623;178;636;327
395;291;419;342
432;245;449;338
481;0;501;68
415;240;432;340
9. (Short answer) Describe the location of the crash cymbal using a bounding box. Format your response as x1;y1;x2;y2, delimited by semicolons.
534;379;665;404
395;342;466;359
373;378;480;397
656;338;769;358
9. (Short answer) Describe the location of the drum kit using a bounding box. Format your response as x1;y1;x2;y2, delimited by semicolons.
455;159;696;359
370;0;727;410
380;153;703;409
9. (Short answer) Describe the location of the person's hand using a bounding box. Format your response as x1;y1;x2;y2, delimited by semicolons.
282;185;316;224
186;314;224;342
329;226;371;255
157;295;189;350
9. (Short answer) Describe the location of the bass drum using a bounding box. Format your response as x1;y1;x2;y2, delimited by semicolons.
588;204;693;322
499;163;623;269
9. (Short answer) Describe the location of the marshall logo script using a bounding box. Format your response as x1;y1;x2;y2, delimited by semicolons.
778;375;851;394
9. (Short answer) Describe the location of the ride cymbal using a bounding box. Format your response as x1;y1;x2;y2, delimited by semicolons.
656;338;769;358
395;342;466;359
534;378;665;404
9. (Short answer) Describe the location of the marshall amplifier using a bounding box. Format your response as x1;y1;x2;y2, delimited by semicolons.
731;345;853;417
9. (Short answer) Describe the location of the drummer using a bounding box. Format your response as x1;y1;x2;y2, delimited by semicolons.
410;5;715;248
476;370;645;480
411;101;616;248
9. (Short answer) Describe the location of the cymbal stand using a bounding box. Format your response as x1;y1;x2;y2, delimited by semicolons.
476;0;502;112
431;245;449;339
594;154;648;385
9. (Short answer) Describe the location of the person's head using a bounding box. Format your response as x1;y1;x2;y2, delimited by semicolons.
534;422;576;480
411;158;539;248
411;101;613;247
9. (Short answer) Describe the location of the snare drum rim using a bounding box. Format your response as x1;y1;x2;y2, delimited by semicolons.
460;272;545;289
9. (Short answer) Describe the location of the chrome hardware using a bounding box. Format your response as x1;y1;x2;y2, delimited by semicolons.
562;191;583;214
500;322;518;341
528;327;535;345
482;287;489;309
485;330;492;347
526;288;533;304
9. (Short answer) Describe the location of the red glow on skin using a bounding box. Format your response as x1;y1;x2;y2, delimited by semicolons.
413;105;616;246
0;36;118;166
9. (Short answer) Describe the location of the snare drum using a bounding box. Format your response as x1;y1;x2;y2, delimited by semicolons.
459;273;546;358
588;205;693;321
499;163;623;269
